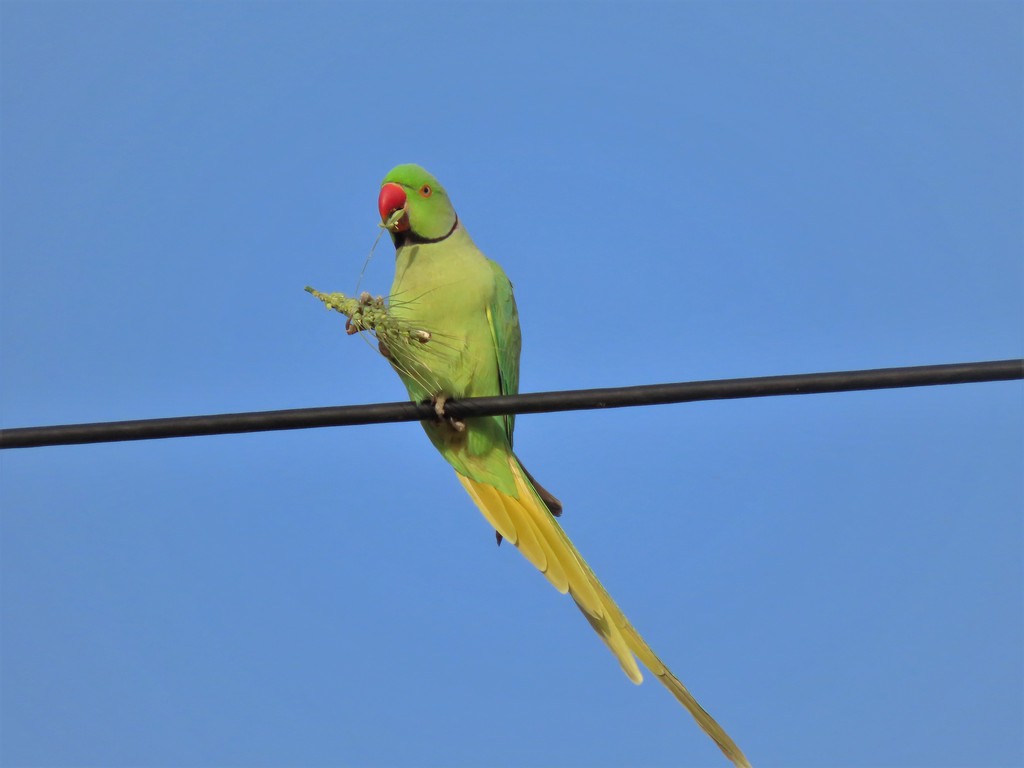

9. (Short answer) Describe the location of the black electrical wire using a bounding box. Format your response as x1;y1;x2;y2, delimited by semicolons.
1;359;1020;450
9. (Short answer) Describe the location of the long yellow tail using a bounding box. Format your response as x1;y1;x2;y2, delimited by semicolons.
457;457;751;768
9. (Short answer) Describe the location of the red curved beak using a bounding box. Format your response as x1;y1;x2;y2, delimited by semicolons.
378;183;410;232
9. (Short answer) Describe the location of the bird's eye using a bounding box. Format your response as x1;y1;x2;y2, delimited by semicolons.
419;185;432;198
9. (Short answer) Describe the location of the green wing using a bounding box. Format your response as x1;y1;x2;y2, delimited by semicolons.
485;259;521;445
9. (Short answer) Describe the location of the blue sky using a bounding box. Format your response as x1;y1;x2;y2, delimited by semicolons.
2;2;1021;767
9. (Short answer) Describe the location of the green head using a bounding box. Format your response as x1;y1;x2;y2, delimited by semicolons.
377;164;459;245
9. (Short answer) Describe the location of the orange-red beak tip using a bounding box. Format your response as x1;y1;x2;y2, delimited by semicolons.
378;183;409;231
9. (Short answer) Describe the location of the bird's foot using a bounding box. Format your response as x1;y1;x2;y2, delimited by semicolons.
432;394;466;433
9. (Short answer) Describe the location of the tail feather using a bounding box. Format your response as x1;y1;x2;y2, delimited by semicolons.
456;458;751;768
496;483;571;594
458;475;551;585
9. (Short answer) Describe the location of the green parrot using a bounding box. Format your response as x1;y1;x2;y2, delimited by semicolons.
374;163;749;767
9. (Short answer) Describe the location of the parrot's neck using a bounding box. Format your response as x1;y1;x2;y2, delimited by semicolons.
392;216;460;249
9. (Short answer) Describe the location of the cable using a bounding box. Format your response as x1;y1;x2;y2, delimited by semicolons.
1;359;1020;450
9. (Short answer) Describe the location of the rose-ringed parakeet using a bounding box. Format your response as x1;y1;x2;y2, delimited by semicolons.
373;163;749;767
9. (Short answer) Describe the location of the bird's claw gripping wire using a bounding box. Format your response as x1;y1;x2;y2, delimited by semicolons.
432;394;466;433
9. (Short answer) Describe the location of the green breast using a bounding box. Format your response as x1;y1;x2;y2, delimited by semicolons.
387;229;499;403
